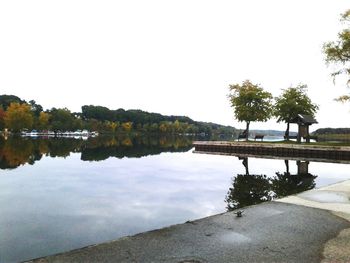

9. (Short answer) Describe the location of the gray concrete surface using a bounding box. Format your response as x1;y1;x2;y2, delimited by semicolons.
277;179;350;262
27;202;350;263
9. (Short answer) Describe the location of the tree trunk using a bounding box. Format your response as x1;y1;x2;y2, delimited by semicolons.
245;121;250;141
285;122;290;140
284;160;289;174
242;157;249;175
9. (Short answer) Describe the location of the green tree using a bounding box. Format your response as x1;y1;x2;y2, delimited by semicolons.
4;103;33;132
150;123;158;133
38;112;50;131
49;108;76;131
142;123;150;132
323;9;350;102
81;105;114;121
29;100;43;117
274;85;318;140
84;119;102;132
72;118;83;131
228;80;273;139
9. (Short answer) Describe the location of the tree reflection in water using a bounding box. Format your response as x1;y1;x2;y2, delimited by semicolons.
0;135;194;170
272;160;316;197
0;136;41;169
225;157;317;211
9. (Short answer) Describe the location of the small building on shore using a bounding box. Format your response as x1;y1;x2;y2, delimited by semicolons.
290;114;318;143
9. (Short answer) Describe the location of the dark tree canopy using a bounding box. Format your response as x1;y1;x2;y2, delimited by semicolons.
271;172;316;197
225;158;317;211
0;95;25;110
49;108;82;132
225;173;273;211
313;127;350;135
29;100;43;117
81;105;195;125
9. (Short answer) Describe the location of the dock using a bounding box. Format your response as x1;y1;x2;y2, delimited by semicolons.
193;141;350;164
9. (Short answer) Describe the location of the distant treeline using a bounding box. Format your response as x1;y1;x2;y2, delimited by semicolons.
0;94;236;136
313;128;350;135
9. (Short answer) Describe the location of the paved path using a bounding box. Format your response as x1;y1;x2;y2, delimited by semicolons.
27;179;350;263
277;180;350;262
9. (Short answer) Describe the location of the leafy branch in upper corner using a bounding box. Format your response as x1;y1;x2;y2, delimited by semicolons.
323;9;350;102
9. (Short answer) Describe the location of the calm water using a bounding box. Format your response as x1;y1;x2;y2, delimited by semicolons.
1;136;350;262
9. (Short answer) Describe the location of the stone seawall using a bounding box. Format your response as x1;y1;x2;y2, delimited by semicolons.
193;141;350;163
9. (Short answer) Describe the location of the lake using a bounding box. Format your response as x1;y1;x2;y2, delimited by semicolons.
1;135;350;262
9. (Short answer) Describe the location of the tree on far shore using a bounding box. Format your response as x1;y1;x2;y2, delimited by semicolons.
0;95;25;110
4;103;33;132
228;80;273;140
0;107;6;131
38;112;50;130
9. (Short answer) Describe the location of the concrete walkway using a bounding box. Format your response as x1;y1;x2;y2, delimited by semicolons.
27;180;350;263
277;180;350;262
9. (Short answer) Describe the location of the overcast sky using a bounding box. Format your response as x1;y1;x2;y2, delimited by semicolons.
0;0;349;131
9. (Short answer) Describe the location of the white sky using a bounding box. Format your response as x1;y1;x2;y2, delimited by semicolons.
0;0;349;132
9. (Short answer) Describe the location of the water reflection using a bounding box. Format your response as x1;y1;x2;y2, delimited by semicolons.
0;137;42;169
1;140;350;262
225;157;317;211
272;160;316;197
0;135;193;169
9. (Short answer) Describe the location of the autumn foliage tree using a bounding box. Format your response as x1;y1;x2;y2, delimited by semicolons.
121;122;133;132
4;103;33;132
0;107;6;131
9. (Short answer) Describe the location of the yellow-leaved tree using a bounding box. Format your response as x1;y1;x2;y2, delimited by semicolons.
4;103;33;132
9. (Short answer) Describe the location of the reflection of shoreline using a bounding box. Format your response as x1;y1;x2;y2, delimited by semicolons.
0;136;194;169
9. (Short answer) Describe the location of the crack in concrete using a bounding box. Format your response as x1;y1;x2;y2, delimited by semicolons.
262;246;287;256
